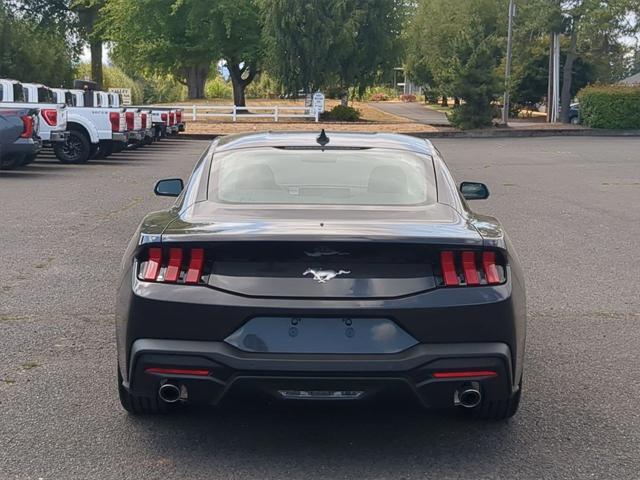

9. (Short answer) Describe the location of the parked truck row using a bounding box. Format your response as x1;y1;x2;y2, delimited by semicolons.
0;79;184;170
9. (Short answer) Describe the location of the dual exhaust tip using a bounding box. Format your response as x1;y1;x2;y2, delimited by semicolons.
454;382;482;409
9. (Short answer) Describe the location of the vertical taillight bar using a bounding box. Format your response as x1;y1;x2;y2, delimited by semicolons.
462;251;480;285
482;252;501;284
164;248;183;282
144;248;162;281
440;251;459;286
20;115;34;138
185;248;204;284
109;112;120;132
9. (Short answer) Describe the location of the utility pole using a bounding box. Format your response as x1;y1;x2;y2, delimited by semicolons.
502;0;515;125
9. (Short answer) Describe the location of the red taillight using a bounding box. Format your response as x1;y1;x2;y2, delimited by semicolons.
433;370;498;379
161;113;167;124
176;111;182;123
461;251;480;286
169;112;175;125
145;367;210;376
41;108;57;126
109;112;120;132
125;111;134;130
141;113;147;129
482;251;501;284
440;251;459;286
143;247;162;281
141;247;207;284
185;248;204;284
20;115;34;138
439;250;504;287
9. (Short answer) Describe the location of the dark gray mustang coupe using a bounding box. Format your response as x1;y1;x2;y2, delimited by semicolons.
116;131;526;420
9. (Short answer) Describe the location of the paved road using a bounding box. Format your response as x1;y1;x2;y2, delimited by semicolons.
371;101;450;124
1;136;639;479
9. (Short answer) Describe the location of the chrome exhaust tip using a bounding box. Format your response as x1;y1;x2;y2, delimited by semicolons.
454;382;482;408
158;383;181;403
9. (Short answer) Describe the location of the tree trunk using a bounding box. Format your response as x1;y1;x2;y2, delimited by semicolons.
184;65;209;99
560;26;578;124
441;95;448;107
228;61;258;107
90;40;103;89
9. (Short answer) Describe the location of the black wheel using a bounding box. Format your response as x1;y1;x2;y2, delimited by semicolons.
54;130;91;164
0;154;22;170
473;380;522;421
118;367;169;415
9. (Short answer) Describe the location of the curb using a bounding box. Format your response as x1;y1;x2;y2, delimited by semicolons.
178;128;640;141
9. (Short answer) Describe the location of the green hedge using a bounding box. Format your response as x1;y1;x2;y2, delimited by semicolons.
577;85;640;129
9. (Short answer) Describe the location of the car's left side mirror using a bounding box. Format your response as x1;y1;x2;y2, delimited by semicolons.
460;181;490;200
154;178;184;197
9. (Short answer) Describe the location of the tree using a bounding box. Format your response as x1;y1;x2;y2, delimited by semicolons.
71;0;105;88
102;0;218;99
261;0;403;99
0;1;75;85
190;0;263;106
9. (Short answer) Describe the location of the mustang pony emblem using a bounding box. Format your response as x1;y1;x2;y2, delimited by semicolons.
303;268;351;283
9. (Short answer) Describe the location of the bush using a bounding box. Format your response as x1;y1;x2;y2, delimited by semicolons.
205;76;232;99
75;63;144;104
577;85;640;129
400;94;416;102
370;93;389;101
321;105;361;122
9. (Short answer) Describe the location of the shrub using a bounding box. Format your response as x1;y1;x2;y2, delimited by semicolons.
205;76;233;99
577;85;640;129
370;93;389;102
321;105;361;122
400;94;416;102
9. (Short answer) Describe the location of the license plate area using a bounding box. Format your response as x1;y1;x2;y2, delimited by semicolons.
224;316;418;354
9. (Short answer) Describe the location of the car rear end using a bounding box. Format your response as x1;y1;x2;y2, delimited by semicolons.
0;107;42;169
117;137;525;418
124;108;145;146
109;108;128;151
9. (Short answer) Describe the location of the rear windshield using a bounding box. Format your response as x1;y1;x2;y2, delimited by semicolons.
210;148;436;206
14;84;25;102
65;92;75;106
38;87;54;103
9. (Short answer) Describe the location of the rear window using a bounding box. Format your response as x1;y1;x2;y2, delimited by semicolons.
210;148;436;206
65;92;75;106
14;84;25;102
38;87;54;103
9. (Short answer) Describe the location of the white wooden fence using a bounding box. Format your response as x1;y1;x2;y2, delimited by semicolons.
154;105;320;122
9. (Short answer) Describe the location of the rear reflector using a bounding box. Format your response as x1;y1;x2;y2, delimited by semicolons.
462;251;480;286
143;247;162;281
483;251;501;284
440;251;459;286
164;248;183;282
145;367;210;376
433;370;498;379
185;248;204;284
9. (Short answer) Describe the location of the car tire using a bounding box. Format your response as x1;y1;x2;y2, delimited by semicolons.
0;154;22;170
54;130;91;164
92;141;113;159
472;379;522;421
117;367;169;415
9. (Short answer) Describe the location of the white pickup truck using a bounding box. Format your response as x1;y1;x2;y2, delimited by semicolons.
94;91;148;148
0;79;69;148
51;88;129;162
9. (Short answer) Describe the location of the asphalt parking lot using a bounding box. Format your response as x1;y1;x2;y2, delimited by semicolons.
1;136;639;479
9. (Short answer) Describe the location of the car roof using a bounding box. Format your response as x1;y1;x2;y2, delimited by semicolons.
214;131;434;156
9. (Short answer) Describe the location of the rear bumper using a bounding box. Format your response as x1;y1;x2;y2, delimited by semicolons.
125;339;515;407
112;132;128;142
49;130;69;143
3;137;41;156
128;130;143;141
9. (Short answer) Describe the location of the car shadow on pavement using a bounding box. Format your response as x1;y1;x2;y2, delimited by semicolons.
124;398;521;474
